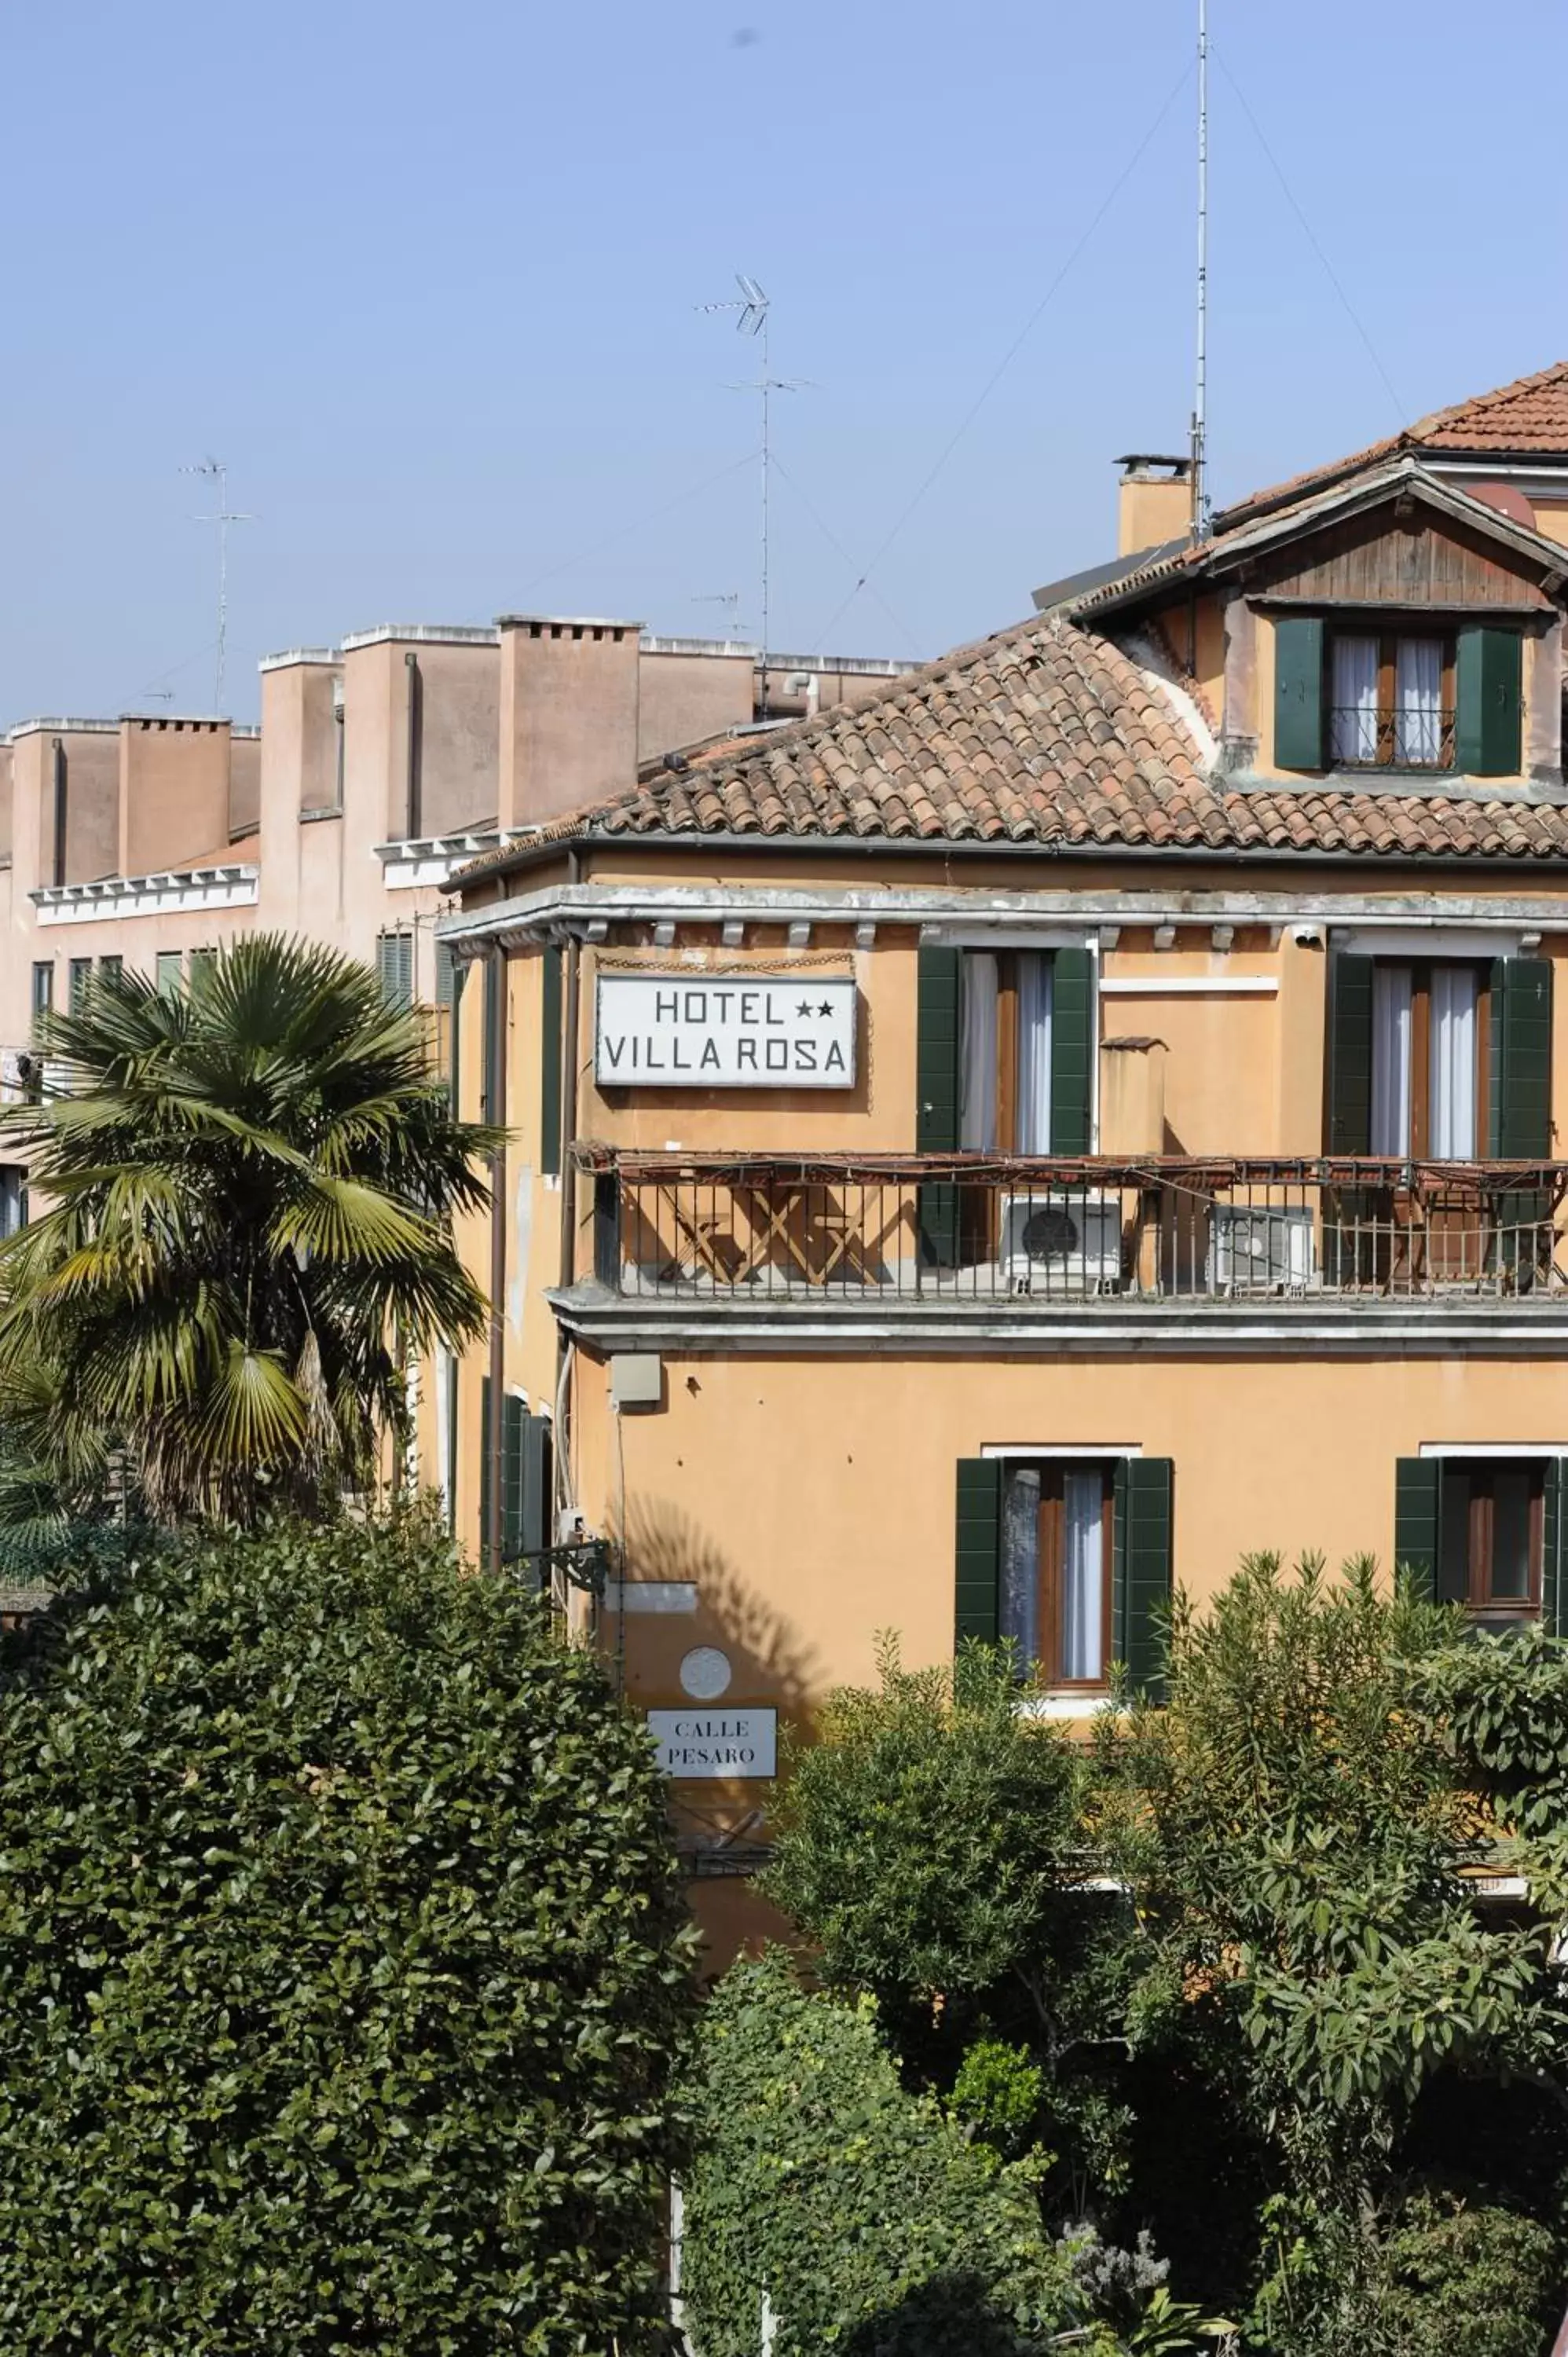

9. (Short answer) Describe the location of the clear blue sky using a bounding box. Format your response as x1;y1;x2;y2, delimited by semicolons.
5;0;1565;723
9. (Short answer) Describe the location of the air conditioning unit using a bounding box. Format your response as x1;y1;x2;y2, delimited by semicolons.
1209;1204;1314;1295
999;1192;1123;1295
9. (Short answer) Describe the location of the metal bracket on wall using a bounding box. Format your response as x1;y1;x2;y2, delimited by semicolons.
506;1538;614;1598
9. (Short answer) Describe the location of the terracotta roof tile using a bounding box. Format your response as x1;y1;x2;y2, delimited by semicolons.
1214;360;1568;530
453;611;1568;882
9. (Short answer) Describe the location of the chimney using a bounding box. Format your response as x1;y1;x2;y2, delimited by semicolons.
496;615;642;830
1116;455;1192;557
118;717;233;878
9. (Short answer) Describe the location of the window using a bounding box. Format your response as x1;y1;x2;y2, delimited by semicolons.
0;1167;25;1239
99;954;122;987
1328;628;1454;771
1369;959;1486;1158
999;1459;1112;1685
376;928;413;1008
959;950;1054;1153
155;951;182;995
1438;1460;1543;1616
31;962;53;1029
68;958;93;1014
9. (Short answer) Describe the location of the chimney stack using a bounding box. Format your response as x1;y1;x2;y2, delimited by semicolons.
496;615;642;830
1115;455;1192;558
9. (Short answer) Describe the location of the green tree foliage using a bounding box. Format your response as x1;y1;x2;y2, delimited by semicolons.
0;937;494;1523
680;1950;1081;2357
762;1641;1091;2033
0;1509;697;2354
1095;1556;1568;2169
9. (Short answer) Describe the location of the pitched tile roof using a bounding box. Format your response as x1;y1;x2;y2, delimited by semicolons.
1214;360;1568;531
459;612;1568;878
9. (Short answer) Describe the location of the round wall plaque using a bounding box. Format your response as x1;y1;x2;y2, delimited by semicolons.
679;1645;734;1701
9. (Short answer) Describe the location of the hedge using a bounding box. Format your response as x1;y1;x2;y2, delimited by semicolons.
0;1508;697;2353
680;1951;1080;2357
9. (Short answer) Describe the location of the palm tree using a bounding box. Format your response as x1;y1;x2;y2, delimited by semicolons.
0;934;494;1523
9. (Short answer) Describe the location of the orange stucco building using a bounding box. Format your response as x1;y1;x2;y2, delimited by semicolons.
430;360;1568;1934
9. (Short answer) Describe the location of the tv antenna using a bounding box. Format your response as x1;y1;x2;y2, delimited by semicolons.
1190;0;1209;539
692;590;746;639
181;456;255;713
698;276;808;717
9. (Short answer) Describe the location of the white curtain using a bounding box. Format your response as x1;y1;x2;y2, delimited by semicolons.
1428;965;1478;1157
1330;633;1379;765
1395;637;1443;767
1000;1465;1041;1667
1015;954;1053;1154
1061;1472;1104;1682
1371;964;1412;1156
959;952;998;1153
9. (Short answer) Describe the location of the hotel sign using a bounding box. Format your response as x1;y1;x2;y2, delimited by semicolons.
595;974;856;1089
647;1707;778;1779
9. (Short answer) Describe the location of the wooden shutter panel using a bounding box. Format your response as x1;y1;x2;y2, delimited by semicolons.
478;1373;492;1557
522;1414;552;1557
1489;956;1552;1158
540;946;563;1178
376;930;412;1006
1112;1458;1174;1699
954;1458;1002;1648
1394;1456;1442;1603
1273;615;1324;772
446;958;466;1116
918;946;962;1267
1327;951;1374;1153
1049;945;1094;1153
500;1391;527;1562
1544;1461;1567;1640
1456;626;1522;778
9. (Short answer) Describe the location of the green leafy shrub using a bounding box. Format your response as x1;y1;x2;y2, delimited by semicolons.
950;2036;1047;2158
681;1950;1080;2356
1376;2190;1560;2357
0;1508;697;2353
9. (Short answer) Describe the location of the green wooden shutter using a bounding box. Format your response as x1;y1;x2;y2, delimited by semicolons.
522;1414;552;1557
478;1373;492;1556
445;1353;459;1536
1394;1456;1442;1603
376;929;412;1006
1274;615;1324;772
1456;626;1522;778
1112;1458;1174;1699
918;946;962;1267
1050;945;1095;1153
1327;951;1374;1153
445;956;466;1116
501;1392;526;1562
1489;956;1553;1158
540;946;563;1178
189;946;217;992
955;1457;1002;1648
1544;1461;1567;1640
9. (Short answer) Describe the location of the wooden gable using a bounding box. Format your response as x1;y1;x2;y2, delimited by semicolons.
1250;502;1557;612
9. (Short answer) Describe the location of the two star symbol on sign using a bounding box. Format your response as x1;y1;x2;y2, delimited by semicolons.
797;1000;838;1018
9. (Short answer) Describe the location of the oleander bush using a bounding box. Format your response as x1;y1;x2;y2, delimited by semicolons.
0;1507;697;2354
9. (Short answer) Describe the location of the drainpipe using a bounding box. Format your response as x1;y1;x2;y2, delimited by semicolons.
404;652;423;841
51;739;67;889
555;849;584;1560
485;938;507;1574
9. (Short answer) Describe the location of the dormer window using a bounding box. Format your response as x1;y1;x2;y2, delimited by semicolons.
1329;629;1454;770
1275;616;1522;778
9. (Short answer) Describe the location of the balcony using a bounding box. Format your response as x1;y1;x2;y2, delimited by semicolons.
574;1149;1568;1314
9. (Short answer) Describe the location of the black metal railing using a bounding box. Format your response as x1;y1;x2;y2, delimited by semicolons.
1328;706;1456;771
576;1150;1568;1305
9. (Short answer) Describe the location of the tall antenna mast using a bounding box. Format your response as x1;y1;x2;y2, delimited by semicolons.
698;276;806;720
181;456;255;713
1191;0;1210;539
